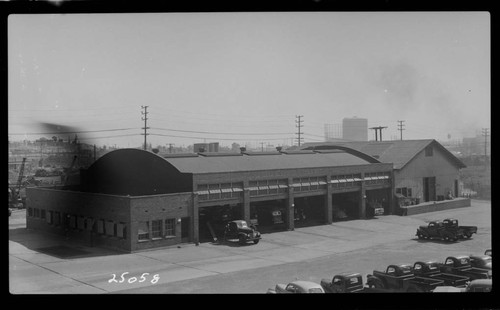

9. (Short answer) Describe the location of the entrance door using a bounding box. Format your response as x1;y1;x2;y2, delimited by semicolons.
181;217;190;242
423;177;436;202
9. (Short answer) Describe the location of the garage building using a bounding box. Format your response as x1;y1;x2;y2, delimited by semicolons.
26;147;393;252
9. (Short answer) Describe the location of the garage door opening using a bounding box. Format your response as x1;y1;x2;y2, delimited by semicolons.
332;191;360;221
250;200;287;233
294;195;326;228
198;204;242;243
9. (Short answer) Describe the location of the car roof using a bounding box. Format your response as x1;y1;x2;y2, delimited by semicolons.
231;220;246;224
336;272;362;278
471;255;490;260
469;279;492;287
291;281;323;289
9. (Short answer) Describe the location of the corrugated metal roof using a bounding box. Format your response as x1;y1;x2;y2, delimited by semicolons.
301;139;466;170
163;151;375;174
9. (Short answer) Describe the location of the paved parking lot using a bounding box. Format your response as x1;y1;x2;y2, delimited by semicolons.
9;200;491;294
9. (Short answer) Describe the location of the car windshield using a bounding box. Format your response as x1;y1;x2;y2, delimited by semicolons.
308;288;324;293
236;221;248;228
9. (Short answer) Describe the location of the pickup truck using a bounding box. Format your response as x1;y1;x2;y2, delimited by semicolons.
485;249;492;257
438;256;492;281
469;254;492;270
442;218;477;239
433;279;492;293
412;261;469;287
416;221;459;242
320;272;387;293
366;264;444;292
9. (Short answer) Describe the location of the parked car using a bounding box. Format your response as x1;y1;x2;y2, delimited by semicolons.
442;218;477;239
412;261;469;287
484;249;492;257
438;256;491;281
320;272;386;293
366;264;444;292
267;280;325;294
223;220;261;245
416;221;459;242
469;254;492;270
433;279;492;293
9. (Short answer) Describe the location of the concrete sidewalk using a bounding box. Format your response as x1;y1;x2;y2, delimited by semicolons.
9;200;490;294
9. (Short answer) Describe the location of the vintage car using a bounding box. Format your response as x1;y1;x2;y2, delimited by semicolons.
416;221;460;242
223;220;261;245
433;279;492;293
267;280;325;294
438;256;491;280
469;254;492;270
485;249;492;257
366;264;444;292
442;218;477;239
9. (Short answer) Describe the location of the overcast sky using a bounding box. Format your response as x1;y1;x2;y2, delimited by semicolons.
8;12;490;149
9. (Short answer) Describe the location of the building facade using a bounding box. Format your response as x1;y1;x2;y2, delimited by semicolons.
342;117;368;141
302;139;467;206
26;148;393;252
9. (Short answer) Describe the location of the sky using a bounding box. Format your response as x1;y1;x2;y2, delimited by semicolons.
8;12;490;149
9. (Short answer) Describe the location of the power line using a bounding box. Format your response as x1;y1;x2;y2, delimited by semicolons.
149;133;289;142
149;127;292;136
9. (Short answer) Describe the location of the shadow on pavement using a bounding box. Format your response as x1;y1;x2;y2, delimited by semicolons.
9;227;125;259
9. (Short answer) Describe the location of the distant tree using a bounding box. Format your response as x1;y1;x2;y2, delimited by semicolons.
52;136;58;142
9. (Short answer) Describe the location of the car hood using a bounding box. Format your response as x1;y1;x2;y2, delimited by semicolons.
238;227;256;234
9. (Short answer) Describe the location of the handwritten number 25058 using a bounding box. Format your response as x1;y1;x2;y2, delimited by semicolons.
109;272;160;284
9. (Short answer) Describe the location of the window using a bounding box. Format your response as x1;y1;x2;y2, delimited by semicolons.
97;219;105;234
28;208;33;217
138;221;149;241
40;209;46;220
152;220;162;239
54;212;60;226
77;216;85;230
165;219;176;237
117;222;126;239
396;188;402;194
46;211;53;224
105;220;115;236
34;208;40;218
425;146;433;157
69;215;77;229
407;188;412;197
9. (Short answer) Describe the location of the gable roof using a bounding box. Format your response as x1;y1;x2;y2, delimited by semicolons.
301;139;466;170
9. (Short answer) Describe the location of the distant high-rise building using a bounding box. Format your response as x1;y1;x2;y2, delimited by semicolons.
324;123;342;141
342;117;368;141
194;142;219;153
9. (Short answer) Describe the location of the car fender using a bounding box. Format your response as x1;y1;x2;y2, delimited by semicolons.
367;275;385;289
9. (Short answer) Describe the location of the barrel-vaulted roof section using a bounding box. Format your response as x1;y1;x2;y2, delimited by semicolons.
163;150;379;174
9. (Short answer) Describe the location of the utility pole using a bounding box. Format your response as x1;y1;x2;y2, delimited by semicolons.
141;106;149;151
295;115;304;147
260;142;265;152
168;143;174;153
397;120;405;140
482;128;489;165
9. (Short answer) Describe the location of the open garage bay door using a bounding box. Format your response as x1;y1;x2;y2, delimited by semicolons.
198;204;242;243
332;192;360;221
250;200;287;233
294;195;326;228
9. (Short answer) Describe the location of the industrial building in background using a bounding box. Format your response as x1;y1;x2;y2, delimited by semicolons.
342;117;368;141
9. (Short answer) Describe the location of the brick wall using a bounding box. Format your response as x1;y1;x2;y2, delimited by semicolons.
400;198;471;215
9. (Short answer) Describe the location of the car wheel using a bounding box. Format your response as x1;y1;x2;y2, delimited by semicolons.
465;232;472;239
239;235;246;245
444;236;450;242
253;239;260;244
417;233;424;239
